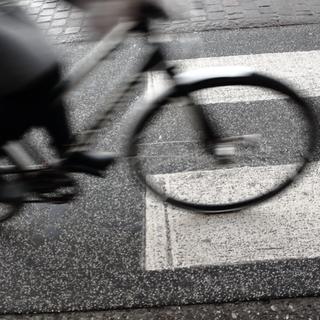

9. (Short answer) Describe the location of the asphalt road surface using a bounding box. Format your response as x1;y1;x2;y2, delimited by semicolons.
1;24;320;314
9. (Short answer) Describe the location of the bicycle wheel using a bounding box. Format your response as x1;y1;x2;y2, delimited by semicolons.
128;69;318;212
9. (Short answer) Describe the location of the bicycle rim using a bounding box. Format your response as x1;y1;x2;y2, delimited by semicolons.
129;74;317;212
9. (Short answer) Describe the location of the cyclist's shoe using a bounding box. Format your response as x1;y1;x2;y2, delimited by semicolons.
61;150;117;177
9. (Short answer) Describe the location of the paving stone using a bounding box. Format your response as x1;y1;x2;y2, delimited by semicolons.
30;3;42;8
43;3;57;9
39;9;56;16
37;16;51;23
51;19;67;27
54;11;70;19
65;26;81;34
64;18;81;27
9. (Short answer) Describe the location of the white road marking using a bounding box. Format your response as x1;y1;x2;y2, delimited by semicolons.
146;50;320;102
145;163;320;270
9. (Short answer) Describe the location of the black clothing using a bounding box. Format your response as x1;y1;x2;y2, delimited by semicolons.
0;5;73;154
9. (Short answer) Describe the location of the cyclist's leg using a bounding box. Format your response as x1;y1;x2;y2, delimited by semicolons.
25;65;75;155
0;62;73;150
41;99;74;155
0;6;74;154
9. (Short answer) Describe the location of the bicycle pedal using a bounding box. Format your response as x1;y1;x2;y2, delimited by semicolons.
214;144;236;157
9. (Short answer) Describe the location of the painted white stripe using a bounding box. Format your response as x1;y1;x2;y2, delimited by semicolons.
145;162;320;270
146;50;320;103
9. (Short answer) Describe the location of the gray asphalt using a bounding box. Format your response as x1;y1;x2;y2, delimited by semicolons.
1;24;320;314
2;296;320;319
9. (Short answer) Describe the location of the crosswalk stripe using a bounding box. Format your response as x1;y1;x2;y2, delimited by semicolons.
146;50;320;103
144;50;320;271
145;162;320;270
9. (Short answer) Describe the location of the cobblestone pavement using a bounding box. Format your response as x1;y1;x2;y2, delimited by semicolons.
17;0;89;41
17;0;320;42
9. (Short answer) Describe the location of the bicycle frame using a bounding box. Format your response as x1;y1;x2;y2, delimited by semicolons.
1;8;317;213
0;19;183;175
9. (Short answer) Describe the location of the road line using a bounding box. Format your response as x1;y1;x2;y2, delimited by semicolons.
145;162;320;270
146;50;320;102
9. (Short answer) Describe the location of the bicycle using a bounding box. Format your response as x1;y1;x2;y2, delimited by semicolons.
0;2;317;222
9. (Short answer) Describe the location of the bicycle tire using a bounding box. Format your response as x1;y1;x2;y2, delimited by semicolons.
127;68;318;212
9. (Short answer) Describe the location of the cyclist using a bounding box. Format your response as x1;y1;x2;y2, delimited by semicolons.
0;0;147;178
